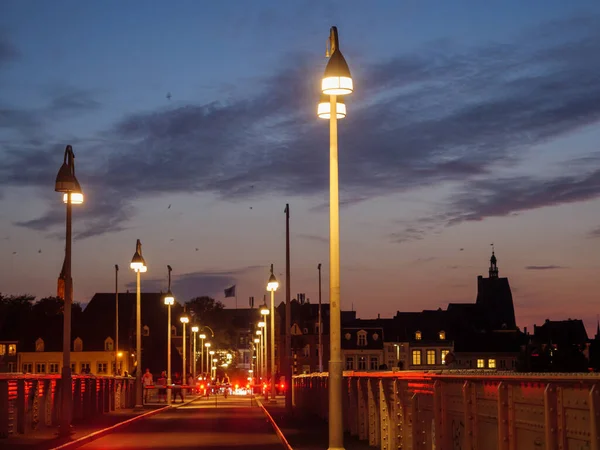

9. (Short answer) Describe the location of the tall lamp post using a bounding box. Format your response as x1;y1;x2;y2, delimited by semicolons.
115;265;119;375
318;263;323;373
55;144;84;436
204;342;211;379
209;351;215;379
266;264;279;401
256;330;262;380
191;326;199;379
180;315;189;379
258;323;265;383
318;26;353;450
164;265;175;405
254;337;260;383
199;333;206;376
130;239;148;409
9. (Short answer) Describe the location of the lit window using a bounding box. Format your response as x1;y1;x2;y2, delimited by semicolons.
0;345;5;355
412;350;421;365
426;350;436;365
441;350;449;364
369;356;378;370
477;359;485;368
358;356;367;370
415;331;422;340
8;344;16;355
439;330;446;340
488;359;496;369
345;356;354;370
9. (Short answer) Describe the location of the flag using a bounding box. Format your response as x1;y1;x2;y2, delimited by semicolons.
224;285;236;298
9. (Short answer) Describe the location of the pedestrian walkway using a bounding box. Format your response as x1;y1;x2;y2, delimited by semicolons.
75;396;286;449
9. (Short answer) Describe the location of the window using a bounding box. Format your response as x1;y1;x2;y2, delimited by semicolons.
23;363;33;373
80;362;90;373
412;350;422;365
36;363;46;374
488;359;496;369
358;356;367;370
345;356;354;370
0;344;6;355
369;356;378;370
71;363;76;372
74;337;83;352
142;325;150;336
315;322;320;334
441;350;449;364
171;325;177;336
500;360;506;369
415;331;422;340
104;337;114;351
35;338;45;352
303;345;310;358
426;350;436;365
8;344;16;355
357;330;367;347
97;362;108;374
439;330;446;340
477;359;485;368
302;365;310;374
315;347;319;357
49;363;59;374
303;328;309;335
7;362;15;372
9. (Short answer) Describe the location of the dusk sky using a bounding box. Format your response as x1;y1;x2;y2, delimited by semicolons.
1;1;600;334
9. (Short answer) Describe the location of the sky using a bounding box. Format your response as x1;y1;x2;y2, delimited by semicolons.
1;0;600;335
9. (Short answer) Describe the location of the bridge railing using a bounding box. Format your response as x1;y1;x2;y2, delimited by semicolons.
0;374;136;439
293;370;600;450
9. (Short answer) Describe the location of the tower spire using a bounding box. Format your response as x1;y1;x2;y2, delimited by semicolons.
489;244;499;278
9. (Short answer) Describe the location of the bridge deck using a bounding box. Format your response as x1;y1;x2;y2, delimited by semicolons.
75;396;286;450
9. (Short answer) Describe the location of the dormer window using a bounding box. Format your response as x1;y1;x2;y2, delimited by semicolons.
171;325;177;336
74;337;83;352
357;330;367;347
104;337;114;351
415;331;422;340
35;338;45;352
142;325;150;336
439;330;446;340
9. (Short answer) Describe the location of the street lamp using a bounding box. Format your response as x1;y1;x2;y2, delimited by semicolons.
205;342;211;379
191;326;199;379
209;351;216;379
180;315;189;379
130;239;147;409
318;263;323;373
55;144;83;436
199;333;206;376
115;265;119;376
266;264;279;401
253;337;260;382
164;265;175;404
319;26;353;450
258;323;265;383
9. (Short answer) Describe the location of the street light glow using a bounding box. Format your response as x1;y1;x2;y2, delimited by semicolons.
199;333;206;339
130;240;147;272
164;291;174;305
260;304;270;315
321;30;353;96
318;94;346;119
180;315;189;324
191;326;199;333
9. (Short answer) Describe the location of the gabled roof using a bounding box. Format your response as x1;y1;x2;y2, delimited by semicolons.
341;327;384;350
534;319;588;346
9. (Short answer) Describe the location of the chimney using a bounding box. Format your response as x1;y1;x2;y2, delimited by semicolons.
524;326;527;335
378;313;380;319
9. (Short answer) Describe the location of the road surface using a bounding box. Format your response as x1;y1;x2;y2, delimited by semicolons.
77;396;285;449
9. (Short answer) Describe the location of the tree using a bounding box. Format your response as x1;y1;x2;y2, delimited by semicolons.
185;296;236;352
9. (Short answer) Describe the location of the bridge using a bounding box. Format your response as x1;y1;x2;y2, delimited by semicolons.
1;371;599;449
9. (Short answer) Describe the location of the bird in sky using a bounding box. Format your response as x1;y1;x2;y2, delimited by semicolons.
168;204;171;209
166;92;172;100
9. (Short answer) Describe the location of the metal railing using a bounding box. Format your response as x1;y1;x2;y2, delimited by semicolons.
293;370;600;450
0;374;136;438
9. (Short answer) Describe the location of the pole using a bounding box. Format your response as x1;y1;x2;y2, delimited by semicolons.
182;322;186;382
285;204;292;412
59;193;73;436
270;289;276;401
193;332;197;379
328;94;344;450
318;263;323;373
167;304;172;404
135;270;142;408
200;338;204;376
115;265;119;375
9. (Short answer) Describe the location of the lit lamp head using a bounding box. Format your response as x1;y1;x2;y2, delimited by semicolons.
199;333;206;340
205;342;211;348
318;94;346;119
256;330;262;336
260;304;270;315
164;290;175;306
130;239;147;273
266;264;279;292
209;351;215;356
55;145;84;204
258;321;265;328
180;315;189;324
191;325;199;333
254;338;260;344
322;27;353;96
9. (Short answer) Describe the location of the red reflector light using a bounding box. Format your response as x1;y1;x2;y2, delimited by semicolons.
235;384;239;389
280;383;285;388
200;384;205;389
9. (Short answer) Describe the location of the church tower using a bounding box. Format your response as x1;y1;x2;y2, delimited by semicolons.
489;250;499;278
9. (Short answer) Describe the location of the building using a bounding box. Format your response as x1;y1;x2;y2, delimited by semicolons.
0;341;18;373
342;327;384;370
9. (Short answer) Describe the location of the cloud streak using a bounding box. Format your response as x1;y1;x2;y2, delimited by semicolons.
6;15;600;239
525;265;569;270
